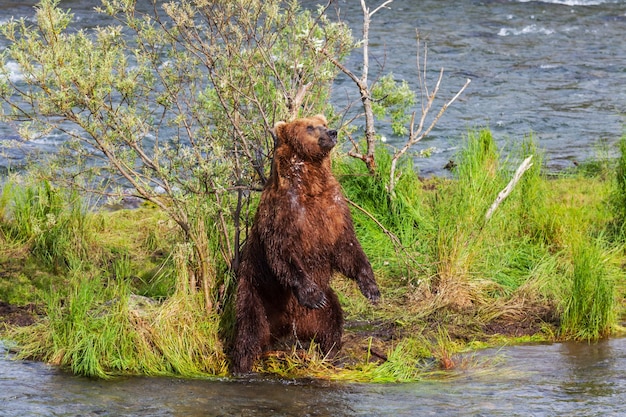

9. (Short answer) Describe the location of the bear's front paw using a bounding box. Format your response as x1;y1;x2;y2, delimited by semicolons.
295;285;328;309
359;281;381;305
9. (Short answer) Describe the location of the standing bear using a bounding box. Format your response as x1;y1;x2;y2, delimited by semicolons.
231;114;381;374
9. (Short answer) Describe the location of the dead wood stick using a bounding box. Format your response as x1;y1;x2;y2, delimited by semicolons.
485;155;534;221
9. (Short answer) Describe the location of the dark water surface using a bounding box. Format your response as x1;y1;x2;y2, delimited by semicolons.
323;0;626;174
2;338;626;416
1;0;625;175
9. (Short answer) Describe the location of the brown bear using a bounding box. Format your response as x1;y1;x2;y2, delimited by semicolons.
231;114;381;374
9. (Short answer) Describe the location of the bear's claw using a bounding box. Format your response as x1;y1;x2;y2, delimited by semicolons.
359;282;381;305
295;284;328;309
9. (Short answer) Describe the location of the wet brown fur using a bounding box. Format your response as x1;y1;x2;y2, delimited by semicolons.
231;115;380;374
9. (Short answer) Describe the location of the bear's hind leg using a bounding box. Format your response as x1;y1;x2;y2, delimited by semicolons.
232;283;270;374
300;289;343;358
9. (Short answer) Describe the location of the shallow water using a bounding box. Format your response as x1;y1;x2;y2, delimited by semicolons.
1;0;625;176
2;338;626;416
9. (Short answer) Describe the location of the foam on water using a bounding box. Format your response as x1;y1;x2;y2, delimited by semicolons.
498;24;556;36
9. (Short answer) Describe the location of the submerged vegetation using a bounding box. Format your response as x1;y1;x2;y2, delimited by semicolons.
0;0;624;381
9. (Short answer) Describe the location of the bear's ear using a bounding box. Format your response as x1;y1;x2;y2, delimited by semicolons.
270;121;287;147
312;114;328;126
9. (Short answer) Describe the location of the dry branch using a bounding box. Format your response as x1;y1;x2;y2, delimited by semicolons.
287;83;311;121
388;33;471;195
485;155;534;221
321;0;394;173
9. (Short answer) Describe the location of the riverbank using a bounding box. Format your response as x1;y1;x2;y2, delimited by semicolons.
1;130;625;382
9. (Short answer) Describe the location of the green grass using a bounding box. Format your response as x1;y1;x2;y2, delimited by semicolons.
337;129;620;341
0;179;90;270
561;238;616;341
11;271;228;378
1;129;625;381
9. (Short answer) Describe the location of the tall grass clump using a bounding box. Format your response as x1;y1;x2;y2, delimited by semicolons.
474;137;559;294
336;149;431;282
2;176;228;378
0;179;90;270
428;129;506;306
560;238;616;341
10;270;228;378
510;139;552;240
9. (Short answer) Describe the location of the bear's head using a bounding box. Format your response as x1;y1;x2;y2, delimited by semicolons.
272;115;337;162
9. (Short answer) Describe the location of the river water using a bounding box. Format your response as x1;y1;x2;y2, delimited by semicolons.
324;0;626;174
1;0;625;175
2;338;626;416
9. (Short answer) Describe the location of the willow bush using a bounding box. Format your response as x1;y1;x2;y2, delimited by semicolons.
0;0;354;311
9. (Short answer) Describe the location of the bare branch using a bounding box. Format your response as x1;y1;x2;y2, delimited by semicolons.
485;156;534;221
366;0;394;16
287;82;311;121
387;35;472;195
323;1;395;173
318;46;363;87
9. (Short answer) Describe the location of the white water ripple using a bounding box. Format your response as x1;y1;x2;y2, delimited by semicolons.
498;24;557;36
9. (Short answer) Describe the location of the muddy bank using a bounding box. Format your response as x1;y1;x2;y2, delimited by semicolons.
0;301;40;327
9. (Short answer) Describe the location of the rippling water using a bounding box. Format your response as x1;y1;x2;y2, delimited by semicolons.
2;338;626;416
1;0;625;175
323;0;626;174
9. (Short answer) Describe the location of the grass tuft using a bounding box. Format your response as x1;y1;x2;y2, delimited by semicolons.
1;178;91;270
561;238;616;341
10;272;228;378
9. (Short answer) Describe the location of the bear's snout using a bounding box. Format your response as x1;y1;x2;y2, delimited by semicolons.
319;129;337;150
